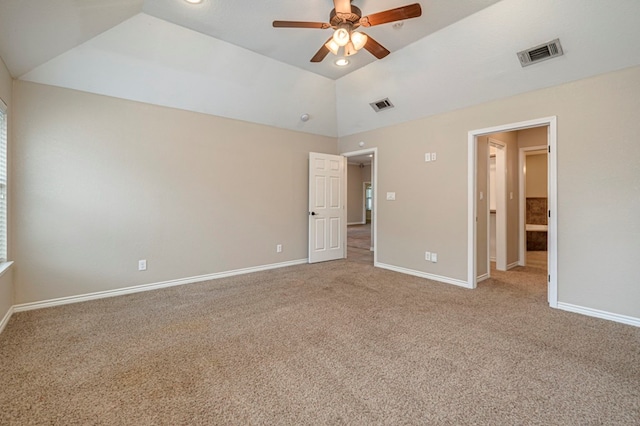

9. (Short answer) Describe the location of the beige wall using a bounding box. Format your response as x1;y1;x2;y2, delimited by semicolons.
526;154;548;198
347;164;365;224
0;56;12;323
518;126;547;149
339;65;640;318
12;81;336;304
347;163;372;224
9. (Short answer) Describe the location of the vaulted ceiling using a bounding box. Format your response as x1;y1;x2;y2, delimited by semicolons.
1;0;639;137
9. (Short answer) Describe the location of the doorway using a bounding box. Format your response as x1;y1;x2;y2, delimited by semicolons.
342;148;377;265
468;117;557;307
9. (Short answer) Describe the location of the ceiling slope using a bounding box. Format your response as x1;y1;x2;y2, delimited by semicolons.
142;0;502;79
0;0;144;77
20;14;338;137
336;0;640;136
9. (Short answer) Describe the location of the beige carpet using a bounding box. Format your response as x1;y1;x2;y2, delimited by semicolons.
1;257;639;424
347;223;371;251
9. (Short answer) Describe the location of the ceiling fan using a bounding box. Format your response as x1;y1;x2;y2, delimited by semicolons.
273;0;422;63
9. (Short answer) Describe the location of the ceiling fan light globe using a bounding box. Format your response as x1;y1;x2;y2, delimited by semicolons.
333;28;350;47
344;41;358;57
351;31;368;50
325;39;340;55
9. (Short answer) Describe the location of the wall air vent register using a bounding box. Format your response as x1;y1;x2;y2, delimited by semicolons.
370;98;395;112
517;38;564;67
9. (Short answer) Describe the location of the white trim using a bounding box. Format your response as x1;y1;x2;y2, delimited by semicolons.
12;259;307;313
477;273;490;283
362;180;371;225
519;146;547;266
468;117;558;309
506;261;520;270
376;262;472;289
341;147;377;262
347;222;365;226
488;139;507;271
557;303;640;328
0;305;13;334
0;260;13;278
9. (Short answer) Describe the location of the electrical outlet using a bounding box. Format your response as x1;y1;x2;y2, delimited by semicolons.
432;152;437;161
138;259;147;271
431;253;438;263
276;244;282;253
425;251;431;261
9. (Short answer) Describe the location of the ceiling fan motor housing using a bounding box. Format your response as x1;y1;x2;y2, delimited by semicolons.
330;6;362;28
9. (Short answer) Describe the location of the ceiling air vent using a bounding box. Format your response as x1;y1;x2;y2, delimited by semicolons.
517;38;563;67
370;98;394;112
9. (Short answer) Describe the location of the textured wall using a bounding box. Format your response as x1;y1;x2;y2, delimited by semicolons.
339;66;640;319
12;81;337;303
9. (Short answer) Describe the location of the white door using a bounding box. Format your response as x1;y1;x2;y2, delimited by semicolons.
309;152;346;263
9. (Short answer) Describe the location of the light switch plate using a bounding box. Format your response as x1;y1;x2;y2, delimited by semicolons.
425;153;431;162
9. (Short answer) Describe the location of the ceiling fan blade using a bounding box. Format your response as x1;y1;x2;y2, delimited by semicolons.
363;34;390;59
333;0;352;14
273;21;331;29
311;38;333;62
360;3;422;27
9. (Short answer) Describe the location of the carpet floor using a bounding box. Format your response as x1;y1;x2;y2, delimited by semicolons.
1;253;639;424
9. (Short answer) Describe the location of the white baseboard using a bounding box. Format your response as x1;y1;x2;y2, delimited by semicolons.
477;273;490;283
558;302;640;327
375;262;471;289
0;305;14;334
347;222;366;226
507;261;520;270
557;302;640;328
12;259;308;313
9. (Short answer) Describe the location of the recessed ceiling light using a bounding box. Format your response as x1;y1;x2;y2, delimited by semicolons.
335;58;350;67
185;0;203;4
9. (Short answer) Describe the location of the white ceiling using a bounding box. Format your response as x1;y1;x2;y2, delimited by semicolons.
2;0;640;138
142;0;502;79
0;0;501;79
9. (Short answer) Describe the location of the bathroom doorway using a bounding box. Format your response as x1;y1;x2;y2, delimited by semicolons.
519;144;548;269
468;117;557;307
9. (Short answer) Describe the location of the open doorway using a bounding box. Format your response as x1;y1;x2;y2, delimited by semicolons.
342;148;377;264
468;117;557;308
519;145;548;269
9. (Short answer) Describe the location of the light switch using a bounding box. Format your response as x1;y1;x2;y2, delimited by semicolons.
425;153;431;162
480;191;484;200
386;192;396;201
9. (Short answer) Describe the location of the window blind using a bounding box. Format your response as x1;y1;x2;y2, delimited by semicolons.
0;100;7;262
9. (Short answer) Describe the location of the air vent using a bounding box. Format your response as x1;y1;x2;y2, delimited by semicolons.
517;38;564;67
370;98;394;112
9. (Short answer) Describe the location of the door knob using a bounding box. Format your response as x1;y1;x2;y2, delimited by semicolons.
310;211;317;216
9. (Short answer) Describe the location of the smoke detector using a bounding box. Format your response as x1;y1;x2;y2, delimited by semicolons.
517;38;564;67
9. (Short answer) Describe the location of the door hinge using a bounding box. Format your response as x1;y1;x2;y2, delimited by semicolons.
548;274;551;282
548;210;551;218
548;146;551;153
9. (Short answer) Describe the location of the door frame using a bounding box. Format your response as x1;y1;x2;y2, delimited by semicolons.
341;147;378;264
467;117;558;308
362;181;371;226
488;138;507;271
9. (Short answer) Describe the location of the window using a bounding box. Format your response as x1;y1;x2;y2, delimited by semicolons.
0;100;7;262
